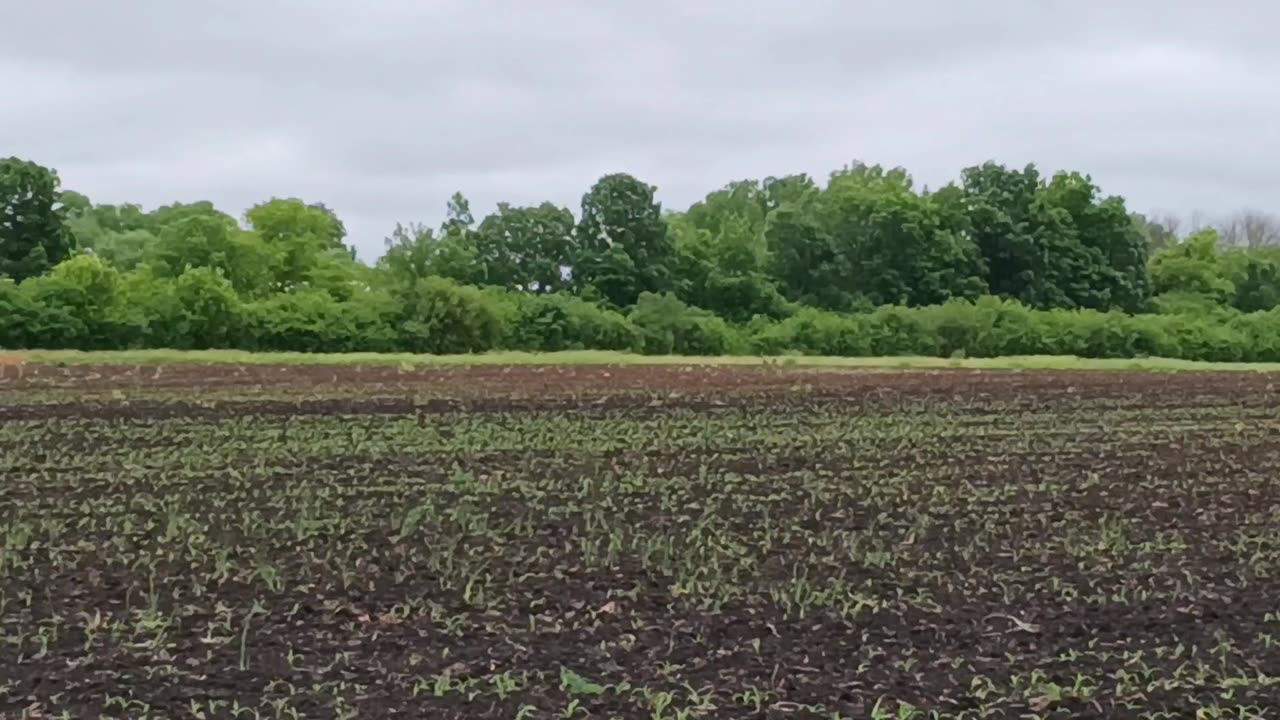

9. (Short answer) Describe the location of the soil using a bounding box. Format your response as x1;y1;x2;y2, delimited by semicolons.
2;363;1279;719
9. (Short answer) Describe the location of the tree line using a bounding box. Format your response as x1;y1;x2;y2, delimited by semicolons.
3;155;1280;361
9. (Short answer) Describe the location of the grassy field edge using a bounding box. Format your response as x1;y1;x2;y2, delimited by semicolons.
7;348;1280;372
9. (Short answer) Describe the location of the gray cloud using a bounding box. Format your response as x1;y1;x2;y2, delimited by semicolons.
5;0;1280;259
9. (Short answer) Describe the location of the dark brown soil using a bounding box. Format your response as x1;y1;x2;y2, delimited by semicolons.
2;363;1279;719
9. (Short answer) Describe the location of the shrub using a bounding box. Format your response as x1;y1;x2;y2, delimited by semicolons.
750;308;871;356
629;292;748;355
246;287;398;353
1231;309;1280;361
0;279;38;348
16;255;124;349
397;277;507;354
862;305;939;356
171;267;243;349
508;292;641;352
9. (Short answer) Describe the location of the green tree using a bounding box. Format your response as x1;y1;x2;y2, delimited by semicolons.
380;222;441;288
444;192;473;232
628;291;746;355
822;165;987;307
379;191;487;290
244;198;351;291
473;202;576;292
959;162;1073;309
670;180;786;321
17;254;123;348
244;287;398;353
171;267;243;348
1223;248;1280;312
574;173;674;307
110;267;180;348
146;201;237;234
87;229;157;271
61;196;156;270
0;157;76;281
398;277;506;354
762;173;820;213
1148;229;1235;303
0;278;39;348
59;190;92;217
506;292;640;352
959;162;1149;311
765;197;844;309
147;213;274;296
1038;171;1150;312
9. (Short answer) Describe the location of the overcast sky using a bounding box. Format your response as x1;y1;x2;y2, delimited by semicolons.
5;1;1278;260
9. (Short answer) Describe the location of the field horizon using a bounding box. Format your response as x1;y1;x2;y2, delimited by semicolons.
7;347;1280;373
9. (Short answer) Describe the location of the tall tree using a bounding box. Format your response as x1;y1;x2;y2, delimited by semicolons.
1224;247;1280;312
378;193;485;290
474;202;576;292
671;180;786;320
444;192;474;233
573;173;674;307
822;165;987;307
147;214;274;297
245;198;352;292
0;157;76;282
1148;229;1234;302
959;162;1149;312
765;191;841;309
762;173;820;214
1038;171;1150;311
146;201;238;235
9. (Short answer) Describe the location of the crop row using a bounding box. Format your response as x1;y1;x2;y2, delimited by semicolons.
2;367;1279;717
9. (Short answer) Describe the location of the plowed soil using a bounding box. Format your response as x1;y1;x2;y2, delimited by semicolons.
3;363;1280;719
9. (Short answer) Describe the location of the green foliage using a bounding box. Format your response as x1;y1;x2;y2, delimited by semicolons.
379;196;485;290
245;198;352;291
740;296;1280;362
245;287;398;353
110;267;180;348
1149;230;1233;301
765;200;844;309
765;164;987;310
474;202;576;292
628;292;747;355
0;279;39;348
751;308;871;356
670;182;788;321
1223;248;1280;313
958;162;1150;312
1148;230;1280;314
147;213;275;296
823;165;988;307
398;277;506;354
16;255;122;349
379;222;478;289
1130;211;1181;252
0;157;76;282
1;152;1278;363
171;268;244;349
87;229;157;272
574;173;675;307
506;292;641;352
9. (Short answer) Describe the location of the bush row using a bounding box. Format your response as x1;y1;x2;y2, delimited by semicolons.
4;263;1280;362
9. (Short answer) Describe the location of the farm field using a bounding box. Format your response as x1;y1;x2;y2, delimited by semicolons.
3;362;1280;719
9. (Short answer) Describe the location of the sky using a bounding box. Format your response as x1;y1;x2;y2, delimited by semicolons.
4;1;1279;261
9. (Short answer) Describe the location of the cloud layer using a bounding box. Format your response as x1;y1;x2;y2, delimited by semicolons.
6;1;1278;259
